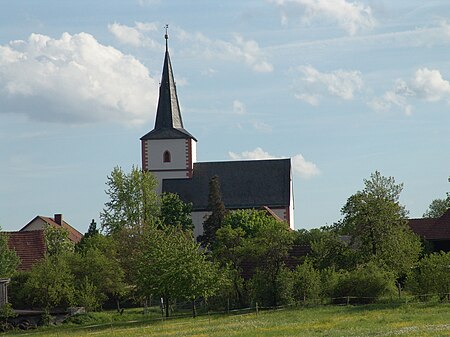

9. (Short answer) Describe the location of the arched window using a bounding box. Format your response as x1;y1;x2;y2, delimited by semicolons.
163;150;171;163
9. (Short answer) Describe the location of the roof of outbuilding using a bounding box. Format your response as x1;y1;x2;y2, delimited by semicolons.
6;230;46;271
408;208;450;240
162;158;291;211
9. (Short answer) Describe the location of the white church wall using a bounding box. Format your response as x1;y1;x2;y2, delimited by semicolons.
192;211;210;238
146;138;188;171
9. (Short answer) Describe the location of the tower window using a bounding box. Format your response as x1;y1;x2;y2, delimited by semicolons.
163;150;171;163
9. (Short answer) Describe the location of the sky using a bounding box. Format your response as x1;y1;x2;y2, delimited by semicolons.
0;0;449;233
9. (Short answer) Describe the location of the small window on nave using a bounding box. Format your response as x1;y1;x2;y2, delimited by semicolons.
163;150;171;163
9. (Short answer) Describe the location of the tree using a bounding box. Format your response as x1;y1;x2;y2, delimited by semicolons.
100;166;159;234
76;219;99;252
199;175;226;247
136;226;224;317
24;254;75;310
423;197;450;218
292;260;321;303
336;171;421;281
407;251;450;300
159;193;193;231
0;228;19;277
244;216;294;307
100;166;159;283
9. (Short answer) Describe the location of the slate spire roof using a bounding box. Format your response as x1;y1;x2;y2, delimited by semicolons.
141;31;196;141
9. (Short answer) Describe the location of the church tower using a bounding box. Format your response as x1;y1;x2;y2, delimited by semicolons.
140;30;197;193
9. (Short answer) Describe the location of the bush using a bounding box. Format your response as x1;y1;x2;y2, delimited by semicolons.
292;260;321;304
407;251;450;301
8;272;30;309
331;262;395;304
249;267;293;307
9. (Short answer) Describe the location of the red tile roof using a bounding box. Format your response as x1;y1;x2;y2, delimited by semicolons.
409;208;450;240
6;230;46;271
20;216;83;243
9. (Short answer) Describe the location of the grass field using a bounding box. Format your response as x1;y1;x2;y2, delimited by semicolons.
3;302;450;337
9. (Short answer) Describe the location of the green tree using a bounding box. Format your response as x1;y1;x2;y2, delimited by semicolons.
423;197;450;218
244;217;294;307
159;193;193;231
336;171;421;280
0;228;19;277
100;166;159;234
76;219;99;252
100;166;159;283
136;226;224;317
292;259;321;303
408;251;450;300
24;254;75;310
199;175;226;247
44;225;74;256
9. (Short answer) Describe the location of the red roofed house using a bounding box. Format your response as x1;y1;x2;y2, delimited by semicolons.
409;208;450;252
6;214;83;271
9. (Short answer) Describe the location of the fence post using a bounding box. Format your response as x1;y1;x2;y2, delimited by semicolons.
346;296;350;306
256;302;259;316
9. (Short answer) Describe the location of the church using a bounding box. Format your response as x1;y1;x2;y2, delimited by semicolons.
140;34;294;237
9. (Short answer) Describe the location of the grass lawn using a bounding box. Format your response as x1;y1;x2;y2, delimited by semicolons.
3;302;450;337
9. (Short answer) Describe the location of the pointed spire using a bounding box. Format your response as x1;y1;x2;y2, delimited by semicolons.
141;27;196;141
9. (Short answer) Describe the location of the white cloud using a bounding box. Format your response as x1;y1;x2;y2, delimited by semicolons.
108;22;160;49
412;68;450;102
233;100;246;114
108;22;273;73
370;68;450;115
271;0;375;35
251;121;272;132
178;29;273;73
0;32;157;125
228;147;320;179
295;65;363;104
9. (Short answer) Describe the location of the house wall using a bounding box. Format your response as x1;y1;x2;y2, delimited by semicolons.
192;211;210;238
20;218;47;231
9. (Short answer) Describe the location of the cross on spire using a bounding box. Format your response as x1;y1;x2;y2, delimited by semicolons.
165;24;169;51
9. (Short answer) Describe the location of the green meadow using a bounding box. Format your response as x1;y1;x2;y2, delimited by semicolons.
4;303;450;337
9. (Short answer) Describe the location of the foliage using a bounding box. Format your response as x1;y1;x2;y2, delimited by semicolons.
222;209;273;238
249;266;293;307
292;260;321;303
243;217;294;307
76;219;99;252
76;277;101;312
199;175;227;247
100;166;159;283
423;197;450;218
308;230;357;271
136;226;225;317
159;193;193;231
100;166;159;234
0;228;19;277
335;171;421;278
69;242;126;310
44;225;74;256
408;251;450;300
24;254;75;309
331;262;396;304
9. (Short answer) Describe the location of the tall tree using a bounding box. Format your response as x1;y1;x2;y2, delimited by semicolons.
0;228;19;277
336;171;422;282
136;226;224;317
100;166;159;234
100;166;159;283
199;175;226;247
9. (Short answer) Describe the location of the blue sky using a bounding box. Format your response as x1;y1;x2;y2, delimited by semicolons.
1;0;449;233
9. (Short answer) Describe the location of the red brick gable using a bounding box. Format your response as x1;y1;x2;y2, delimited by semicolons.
6;230;46;272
